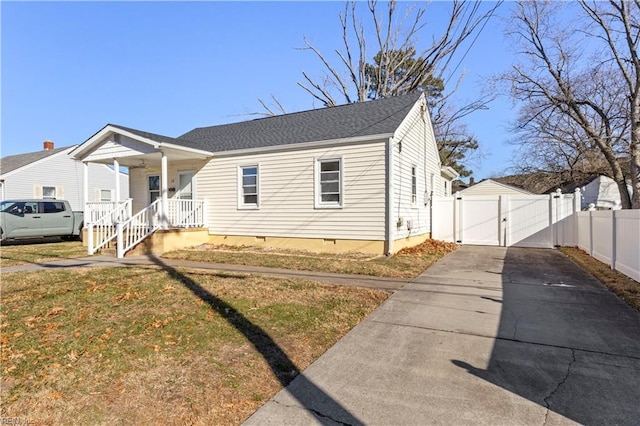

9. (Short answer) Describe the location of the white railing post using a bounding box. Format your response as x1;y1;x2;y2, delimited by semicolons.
161;152;169;230
87;223;94;255
116;222;124;259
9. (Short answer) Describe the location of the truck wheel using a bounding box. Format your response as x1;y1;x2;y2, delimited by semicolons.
0;227;4;243
77;223;84;242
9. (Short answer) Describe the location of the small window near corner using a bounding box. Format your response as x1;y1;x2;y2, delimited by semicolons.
444;180;449;196
100;190;112;202
239;165;259;208
316;158;342;208
43;186;56;199
411;166;417;204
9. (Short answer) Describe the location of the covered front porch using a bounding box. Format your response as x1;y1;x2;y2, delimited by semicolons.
71;125;213;257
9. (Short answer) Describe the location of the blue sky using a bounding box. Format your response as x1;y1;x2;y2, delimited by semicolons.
1;1;515;180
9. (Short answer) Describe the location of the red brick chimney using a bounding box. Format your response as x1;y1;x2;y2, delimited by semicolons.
43;140;54;151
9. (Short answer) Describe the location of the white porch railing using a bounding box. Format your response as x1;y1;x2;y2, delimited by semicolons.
86;200;132;224
112;199;205;258
87;199;205;258
167;199;206;228
117;199;162;258
87;200;133;255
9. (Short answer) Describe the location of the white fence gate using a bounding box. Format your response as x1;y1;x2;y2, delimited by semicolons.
433;190;580;248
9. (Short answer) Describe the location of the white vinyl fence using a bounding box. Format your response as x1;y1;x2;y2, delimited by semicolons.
433;189;579;249
433;189;639;283
576;210;640;282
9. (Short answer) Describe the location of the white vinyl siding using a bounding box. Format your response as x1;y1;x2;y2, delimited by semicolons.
391;99;442;240
0;147;129;211
198;141;387;240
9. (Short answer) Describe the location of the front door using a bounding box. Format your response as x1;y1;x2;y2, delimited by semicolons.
174;170;195;225
176;170;195;200
148;175;160;204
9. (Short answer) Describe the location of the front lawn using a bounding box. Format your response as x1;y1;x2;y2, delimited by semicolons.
0;240;88;268
0;263;388;424
163;239;458;279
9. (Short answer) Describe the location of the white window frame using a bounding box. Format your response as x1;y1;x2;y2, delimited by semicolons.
314;157;343;209
237;164;260;210
411;165;418;206
43;186;56;199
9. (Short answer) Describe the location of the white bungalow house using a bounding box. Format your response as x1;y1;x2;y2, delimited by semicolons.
0;141;129;211
71;93;458;257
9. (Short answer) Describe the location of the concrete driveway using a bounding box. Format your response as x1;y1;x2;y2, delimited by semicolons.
245;246;640;425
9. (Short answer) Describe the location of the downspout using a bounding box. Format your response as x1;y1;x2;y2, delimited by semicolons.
385;136;394;255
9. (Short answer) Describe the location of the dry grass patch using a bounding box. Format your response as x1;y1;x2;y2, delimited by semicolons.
0;240;87;268
164;239;457;279
0;265;387;424
559;246;640;311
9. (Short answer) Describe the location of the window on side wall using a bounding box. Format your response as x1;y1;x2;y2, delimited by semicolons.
43;186;56;199
444;180;449;196
100;190;112;202
411;166;417;205
316;158;342;208
239;165;259;209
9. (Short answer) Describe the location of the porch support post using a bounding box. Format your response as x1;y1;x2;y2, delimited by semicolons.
83;162;89;215
161;151;169;230
113;158;120;203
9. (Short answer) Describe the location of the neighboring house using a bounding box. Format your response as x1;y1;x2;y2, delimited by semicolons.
0;141;129;211
71;93;458;256
458;179;533;196
571;175;631;210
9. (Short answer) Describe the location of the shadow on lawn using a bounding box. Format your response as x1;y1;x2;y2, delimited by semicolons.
149;256;364;425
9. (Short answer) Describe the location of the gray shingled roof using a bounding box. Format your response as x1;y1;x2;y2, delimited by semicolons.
1;145;75;176
108;124;185;146
177;93;421;153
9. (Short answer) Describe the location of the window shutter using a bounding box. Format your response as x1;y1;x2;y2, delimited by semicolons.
34;185;43;198
57;186;64;199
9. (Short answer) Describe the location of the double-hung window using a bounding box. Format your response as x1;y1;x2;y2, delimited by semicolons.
411;166;417;205
239;165;259;209
316;158;342;208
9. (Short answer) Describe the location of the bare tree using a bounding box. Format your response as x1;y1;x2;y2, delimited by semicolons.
298;1;500;105
295;0;501;176
504;0;639;208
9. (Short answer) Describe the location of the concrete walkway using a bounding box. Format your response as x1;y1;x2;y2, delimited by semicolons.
0;254;408;292
245;246;640;425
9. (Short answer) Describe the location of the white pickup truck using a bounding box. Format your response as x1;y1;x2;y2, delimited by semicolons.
0;199;84;242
